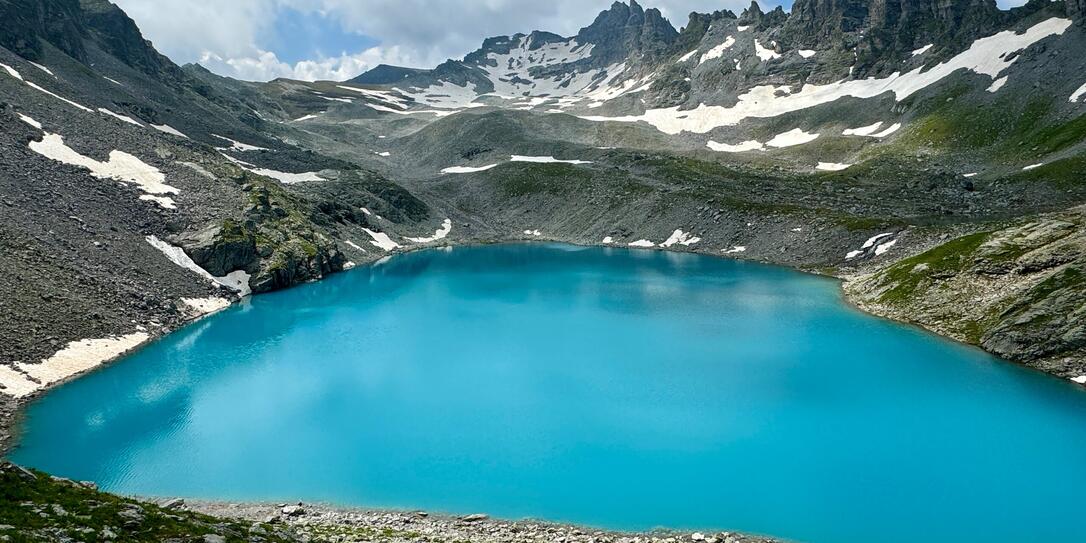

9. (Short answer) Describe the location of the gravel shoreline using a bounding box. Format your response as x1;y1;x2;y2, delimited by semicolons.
177;500;782;543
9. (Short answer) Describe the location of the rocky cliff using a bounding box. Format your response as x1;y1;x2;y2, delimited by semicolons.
846;209;1086;379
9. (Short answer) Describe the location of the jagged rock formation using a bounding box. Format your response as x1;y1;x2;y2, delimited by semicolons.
575;0;678;64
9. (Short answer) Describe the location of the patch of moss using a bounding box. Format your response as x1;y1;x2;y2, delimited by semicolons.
0;464;297;542
877;231;992;304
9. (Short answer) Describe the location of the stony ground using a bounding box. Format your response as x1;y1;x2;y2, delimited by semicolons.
181;501;780;543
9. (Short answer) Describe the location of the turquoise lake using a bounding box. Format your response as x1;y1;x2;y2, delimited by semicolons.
11;243;1086;543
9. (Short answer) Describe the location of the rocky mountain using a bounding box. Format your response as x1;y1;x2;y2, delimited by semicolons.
1;0;1085;411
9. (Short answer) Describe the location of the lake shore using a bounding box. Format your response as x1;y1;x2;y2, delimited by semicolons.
1;238;1081;543
178;499;782;543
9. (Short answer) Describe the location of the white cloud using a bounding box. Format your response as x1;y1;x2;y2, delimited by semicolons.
112;0;778;82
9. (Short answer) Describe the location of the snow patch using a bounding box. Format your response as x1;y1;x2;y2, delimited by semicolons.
874;239;898;255
986;76;1008;93
523;229;542;236
678;50;698;63
10;332;150;396
25;81;92;112
1023;163;1044;171
293;114;320;122
0;62;23;80
699;37;735;65
1070;82;1086;103
441;164;499;174
628;239;655;247
345;240;366;252
151;124;187;138
766;128;819;148
181;297;232;316
406;219;453;243
376;151;391;157
798;49;817;59
754;40;781;61
912;44;934;56
1072;376;1086;384
211;134;268;152
18;113;42;130
29;133;179;199
363;228;401;251
660;229;701;247
843;122;884;136
29;62;53;76
510;155;592;165
145;236;249;294
707;139;764;152
816;162;852;171
723;246;747;254
602;236;614;244
872;123;902;138
98;108;143;127
139;194;176;209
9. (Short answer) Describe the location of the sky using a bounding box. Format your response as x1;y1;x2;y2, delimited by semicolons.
112;0;1031;82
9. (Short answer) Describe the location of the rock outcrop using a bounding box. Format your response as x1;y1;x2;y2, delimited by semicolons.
180;175;347;295
846;208;1086;379
575;0;678;64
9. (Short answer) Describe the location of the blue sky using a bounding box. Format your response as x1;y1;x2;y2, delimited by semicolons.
112;0;1032;82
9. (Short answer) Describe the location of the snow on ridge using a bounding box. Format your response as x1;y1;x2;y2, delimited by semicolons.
98;108;143;127
442;164;499;174
363;228;401;251
699;37;736;65
406;219;453;243
580;18;1072;135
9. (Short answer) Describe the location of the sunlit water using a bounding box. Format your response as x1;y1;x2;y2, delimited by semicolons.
12;244;1086;543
